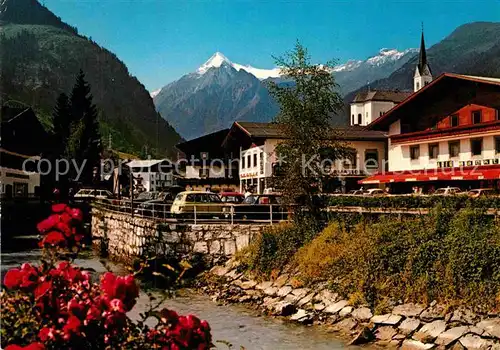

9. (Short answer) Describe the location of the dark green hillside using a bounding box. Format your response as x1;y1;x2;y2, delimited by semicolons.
0;0;182;157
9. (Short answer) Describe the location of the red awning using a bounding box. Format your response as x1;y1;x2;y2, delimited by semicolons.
359;166;500;184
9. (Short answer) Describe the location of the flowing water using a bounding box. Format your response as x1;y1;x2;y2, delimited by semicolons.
1;236;353;349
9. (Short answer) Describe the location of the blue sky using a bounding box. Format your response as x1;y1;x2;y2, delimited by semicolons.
44;0;499;91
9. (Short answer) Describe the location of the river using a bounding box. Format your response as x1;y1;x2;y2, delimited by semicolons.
1;236;352;349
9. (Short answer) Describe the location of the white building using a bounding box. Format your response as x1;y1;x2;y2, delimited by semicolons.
0;150;40;197
350;90;411;126
413;30;433;92
223;122;387;193
127;159;174;193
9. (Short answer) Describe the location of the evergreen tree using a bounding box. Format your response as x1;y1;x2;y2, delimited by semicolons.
52;92;71;157
267;41;348;216
68;70;102;185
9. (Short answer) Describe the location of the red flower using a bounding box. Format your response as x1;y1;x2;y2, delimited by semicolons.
63;315;81;338
38;327;55;342
5;343;45;350
52;203;68;213
109;298;125;313
100;273;139;311
42;231;66;247
68;207;83;221
68;298;86;319
37;215;59;233
34;281;52;299
3;268;22;289
19;263;39;290
55;222;71;236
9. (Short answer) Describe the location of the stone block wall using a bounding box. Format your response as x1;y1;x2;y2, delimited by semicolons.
91;208;266;263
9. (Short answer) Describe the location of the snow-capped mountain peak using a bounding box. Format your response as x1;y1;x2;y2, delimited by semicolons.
197;52;232;74
196;52;281;79
366;48;418;66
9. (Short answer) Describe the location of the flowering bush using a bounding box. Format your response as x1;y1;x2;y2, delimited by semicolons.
1;203;212;349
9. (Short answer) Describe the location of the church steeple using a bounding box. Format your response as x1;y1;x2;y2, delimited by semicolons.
414;25;432;92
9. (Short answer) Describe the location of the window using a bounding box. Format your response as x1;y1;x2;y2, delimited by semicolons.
450;114;459;127
253;153;257;167
247;155;251;168
357;114;362;125
471;138;483;156
429;143;439;159
351;114;355;125
241;156;245;169
410;145;420;160
448;141;460;158
472;110;482;124
416;82;420;90
496;136;500;154
259;152;264;174
365;149;379;169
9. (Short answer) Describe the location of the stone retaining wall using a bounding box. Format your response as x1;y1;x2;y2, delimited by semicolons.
91;208;266;263
205;259;500;349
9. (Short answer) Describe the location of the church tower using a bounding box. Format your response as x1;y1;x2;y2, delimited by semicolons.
414;28;432;92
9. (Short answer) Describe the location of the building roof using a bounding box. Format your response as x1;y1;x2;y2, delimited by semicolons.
352;90;412;104
176;128;229;156
367;73;500;130
126;159;167;168
230;121;387;141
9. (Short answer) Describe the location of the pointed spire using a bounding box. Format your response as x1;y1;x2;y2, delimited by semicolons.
417;25;430;75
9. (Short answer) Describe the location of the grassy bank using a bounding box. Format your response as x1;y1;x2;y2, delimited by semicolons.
238;206;500;310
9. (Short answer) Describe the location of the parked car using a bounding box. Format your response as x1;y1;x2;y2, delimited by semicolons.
467;188;496;198
136;191;178;218
226;194;286;221
219;192;244;204
433;187;463;196
74;189;114;200
348;190;364;196
170;191;225;219
363;188;385;196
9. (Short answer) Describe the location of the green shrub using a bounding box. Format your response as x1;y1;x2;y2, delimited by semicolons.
294;206;500;309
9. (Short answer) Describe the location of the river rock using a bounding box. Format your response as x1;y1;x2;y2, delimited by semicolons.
314;303;326;311
413;320;447;343
255;281;273;291
225;269;243;281
371;314;403;326
332;317;358;333
375;326;398;341
394;303;425;317
451;308;478;325
349;326;374;345
264;286;278;296
296;292;315;307
398;318;421;335
238;295;252;303
272;301;295;316
273;274;289;288
239;280;257;290
277;286;293;297
291;288;310;299
467;326;484;336
339;306;354;318
476;319;500;339
325;300;349;314
420;304;447;322
210;265;229;277
435;326;469;346
351;307;373;322
314;290;339;305
401;339;436;350
290;309;313;324
459;334;493;349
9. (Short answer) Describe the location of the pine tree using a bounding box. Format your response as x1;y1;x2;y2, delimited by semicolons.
52;92;71;157
68;70;102;185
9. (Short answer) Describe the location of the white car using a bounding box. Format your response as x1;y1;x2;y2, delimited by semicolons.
74;189;113;200
363;188;386;196
433;187;462;196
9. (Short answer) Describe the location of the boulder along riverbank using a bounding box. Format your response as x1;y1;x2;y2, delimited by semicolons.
197;258;500;349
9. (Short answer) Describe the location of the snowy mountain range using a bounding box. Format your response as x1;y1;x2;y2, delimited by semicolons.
152;47;418;139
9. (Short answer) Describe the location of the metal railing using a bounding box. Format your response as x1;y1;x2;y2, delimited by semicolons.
93;199;291;224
